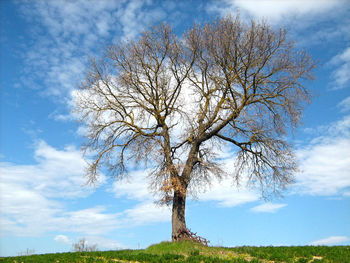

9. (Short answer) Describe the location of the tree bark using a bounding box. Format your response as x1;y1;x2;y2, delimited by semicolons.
171;143;199;241
171;189;187;241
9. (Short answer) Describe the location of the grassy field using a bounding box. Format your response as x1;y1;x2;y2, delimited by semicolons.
1;241;349;263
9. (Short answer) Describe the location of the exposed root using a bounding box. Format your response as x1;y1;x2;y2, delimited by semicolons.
174;227;210;246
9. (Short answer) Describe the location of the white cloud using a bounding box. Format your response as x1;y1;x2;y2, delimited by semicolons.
295;115;350;196
2;124;346;238
194;153;261;207
296;138;350;196
208;0;350;51
28;0;121;40
210;0;345;22
3;120;348;239
80;236;126;250
51;112;75;122
116;0;166;41
0;140;174;237
54;235;71;244
16;0;168;99
0;186;61;236
0;141;112;237
250;203;287;213
1;140;96;199
59;207;120;235
109;156;260;208
58;236;127;250
123;202;171;226
338;96;350;112
330;47;350;89
199;175;259;207
108;158;259;221
111;169;153;201
309;236;349;246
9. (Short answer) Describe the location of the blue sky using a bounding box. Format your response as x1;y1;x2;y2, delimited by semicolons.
1;0;350;257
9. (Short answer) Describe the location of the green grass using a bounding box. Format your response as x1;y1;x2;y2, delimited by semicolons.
146;241;205;255
1;241;349;263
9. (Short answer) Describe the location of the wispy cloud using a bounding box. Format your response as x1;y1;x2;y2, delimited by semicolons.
18;0;117;97
116;0;166;41
329;47;350;90
15;0;168;99
338;96;350;112
309;236;349;246
250;203;287;213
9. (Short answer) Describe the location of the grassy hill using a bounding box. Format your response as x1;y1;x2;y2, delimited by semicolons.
1;241;349;263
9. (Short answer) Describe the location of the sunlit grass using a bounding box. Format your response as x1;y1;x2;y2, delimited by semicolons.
1;241;349;262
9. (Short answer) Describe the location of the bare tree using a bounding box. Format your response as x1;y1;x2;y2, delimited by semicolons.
72;238;98;252
18;248;35;256
74;16;314;242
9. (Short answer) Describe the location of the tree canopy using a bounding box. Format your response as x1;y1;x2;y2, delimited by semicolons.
74;15;314;241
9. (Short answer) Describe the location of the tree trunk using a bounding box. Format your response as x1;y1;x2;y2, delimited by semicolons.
171;189;187;241
171;143;198;241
